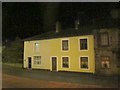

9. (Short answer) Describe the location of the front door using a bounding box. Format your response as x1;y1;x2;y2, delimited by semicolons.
52;57;57;71
28;57;31;69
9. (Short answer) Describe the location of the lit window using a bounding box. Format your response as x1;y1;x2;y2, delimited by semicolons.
62;57;69;68
80;57;88;69
101;56;110;68
34;56;41;64
35;42;39;52
80;39;88;50
100;32;109;46
62;40;69;51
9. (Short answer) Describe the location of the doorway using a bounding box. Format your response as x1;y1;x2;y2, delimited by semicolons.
51;57;57;71
28;57;31;69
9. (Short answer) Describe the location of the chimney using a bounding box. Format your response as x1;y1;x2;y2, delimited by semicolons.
56;21;61;33
75;12;80;30
75;12;84;30
75;19;80;30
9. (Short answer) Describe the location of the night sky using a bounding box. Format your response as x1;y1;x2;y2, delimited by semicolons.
2;2;119;41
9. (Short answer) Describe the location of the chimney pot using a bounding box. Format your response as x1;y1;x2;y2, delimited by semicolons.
75;19;79;30
56;21;61;33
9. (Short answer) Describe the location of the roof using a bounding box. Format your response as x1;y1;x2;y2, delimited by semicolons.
23;27;94;41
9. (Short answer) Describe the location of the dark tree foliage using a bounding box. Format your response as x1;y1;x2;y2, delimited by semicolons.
2;37;23;63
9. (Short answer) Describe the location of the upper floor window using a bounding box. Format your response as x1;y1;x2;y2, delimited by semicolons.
34;56;41;65
101;56;110;68
62;39;69;51
80;38;88;50
35;42;39;52
99;32;109;46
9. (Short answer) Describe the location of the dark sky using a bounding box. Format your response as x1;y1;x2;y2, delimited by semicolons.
2;2;119;41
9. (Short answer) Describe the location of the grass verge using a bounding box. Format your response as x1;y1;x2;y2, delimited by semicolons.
2;62;22;68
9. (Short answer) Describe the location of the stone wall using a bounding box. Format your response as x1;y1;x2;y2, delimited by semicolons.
92;28;119;75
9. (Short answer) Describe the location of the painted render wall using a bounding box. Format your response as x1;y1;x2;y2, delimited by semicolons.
23;35;95;73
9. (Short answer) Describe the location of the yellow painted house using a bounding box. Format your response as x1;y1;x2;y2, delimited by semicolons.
23;27;95;73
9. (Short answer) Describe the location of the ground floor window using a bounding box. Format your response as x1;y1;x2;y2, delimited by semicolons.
80;57;88;69
101;56;110;68
34;56;41;64
62;57;69;68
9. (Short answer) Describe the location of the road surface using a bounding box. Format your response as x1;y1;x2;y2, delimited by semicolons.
2;64;119;88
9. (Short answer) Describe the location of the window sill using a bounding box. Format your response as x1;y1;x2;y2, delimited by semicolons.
80;68;89;70
62;67;69;69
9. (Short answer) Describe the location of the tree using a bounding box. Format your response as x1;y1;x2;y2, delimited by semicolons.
2;37;23;63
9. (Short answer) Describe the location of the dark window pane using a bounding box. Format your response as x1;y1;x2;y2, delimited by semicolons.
80;57;88;69
80;39;88;50
62;40;68;50
100;33;109;46
62;57;69;68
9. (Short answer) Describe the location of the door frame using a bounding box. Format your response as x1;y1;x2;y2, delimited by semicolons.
50;56;58;71
28;57;32;69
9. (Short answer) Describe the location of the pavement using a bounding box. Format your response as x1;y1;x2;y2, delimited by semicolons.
2;64;120;88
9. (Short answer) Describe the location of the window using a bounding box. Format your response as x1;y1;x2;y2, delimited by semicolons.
80;39;88;50
101;56;110;68
62;57;69;68
62;40;69;51
35;42;39;52
80;57;88;69
34;56;41;64
99;32;109;46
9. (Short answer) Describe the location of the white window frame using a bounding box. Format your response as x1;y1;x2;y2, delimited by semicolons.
61;38;70;52
34;56;41;65
79;56;90;70
50;56;58;71
78;37;89;51
61;56;70;69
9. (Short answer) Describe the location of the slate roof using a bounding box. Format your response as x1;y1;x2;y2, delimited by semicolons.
23;17;120;41
23;27;94;41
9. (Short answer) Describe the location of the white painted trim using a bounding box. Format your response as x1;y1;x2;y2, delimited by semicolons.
61;38;70;52
78;37;89;51
50;56;58;72
61;56;70;69
79;56;90;70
